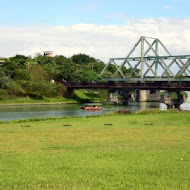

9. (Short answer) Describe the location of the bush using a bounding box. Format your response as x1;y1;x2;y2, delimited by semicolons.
135;109;181;115
6;81;25;96
0;89;9;100
104;110;132;116
104;112;117;116
135;109;161;115
32;81;57;98
117;110;131;115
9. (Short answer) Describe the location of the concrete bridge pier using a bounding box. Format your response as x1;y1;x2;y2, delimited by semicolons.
163;91;184;109
136;90;160;102
107;90;133;105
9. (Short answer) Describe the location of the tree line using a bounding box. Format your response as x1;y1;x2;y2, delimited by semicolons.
0;53;140;100
0;53;119;100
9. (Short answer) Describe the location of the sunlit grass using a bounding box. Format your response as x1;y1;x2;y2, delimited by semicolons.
0;90;105;105
0;112;190;189
0;97;77;104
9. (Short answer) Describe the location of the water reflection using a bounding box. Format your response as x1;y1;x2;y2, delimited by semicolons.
0;100;189;121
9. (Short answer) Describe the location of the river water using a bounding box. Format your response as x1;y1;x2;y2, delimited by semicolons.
0;100;190;121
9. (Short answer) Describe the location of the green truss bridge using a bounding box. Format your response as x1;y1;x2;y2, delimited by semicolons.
100;36;190;82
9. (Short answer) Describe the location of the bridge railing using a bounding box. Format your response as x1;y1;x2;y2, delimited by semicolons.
66;81;190;91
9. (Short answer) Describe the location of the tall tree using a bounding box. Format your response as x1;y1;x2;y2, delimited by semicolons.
59;58;77;81
28;65;46;82
34;54;54;66
71;54;96;65
9;54;30;68
54;55;67;65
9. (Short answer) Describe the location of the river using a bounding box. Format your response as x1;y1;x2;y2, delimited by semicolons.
0;100;190;121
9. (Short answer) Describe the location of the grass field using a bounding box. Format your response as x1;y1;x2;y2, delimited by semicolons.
0;112;190;189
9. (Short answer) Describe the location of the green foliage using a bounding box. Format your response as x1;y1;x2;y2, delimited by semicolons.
104;109;183;116
107;63;117;73
135;108;180;114
3;60;18;74
42;63;59;81
28;65;46;82
73;89;106;103
0;89;9;100
86;61;105;74
75;70;105;82
9;54;30;68
56;83;67;97
0;75;10;89
71;53;96;65
124;68;141;78
180;91;188;97
0;97;76;104
11;68;31;81
53;55;67;65
161;91;188;100
34;54;54;65
104;111;116;116
21;81;33;96
6;80;25;96
135;109;163;114
59;58;77;81
0;52;108;101
171;92;178;99
32;81;57;98
101;70;114;77
74;90;94;102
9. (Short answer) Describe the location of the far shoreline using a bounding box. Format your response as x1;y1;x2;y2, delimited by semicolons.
0;101;106;107
0;102;79;107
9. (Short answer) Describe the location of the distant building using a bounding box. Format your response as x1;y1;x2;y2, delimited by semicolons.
43;51;53;57
50;79;55;83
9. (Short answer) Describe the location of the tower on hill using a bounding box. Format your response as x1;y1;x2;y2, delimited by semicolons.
43;51;53;57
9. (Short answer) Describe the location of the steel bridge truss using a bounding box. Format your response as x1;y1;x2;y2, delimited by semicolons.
100;36;190;81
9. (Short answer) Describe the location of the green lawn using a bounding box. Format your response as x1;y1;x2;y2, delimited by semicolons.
0;113;190;189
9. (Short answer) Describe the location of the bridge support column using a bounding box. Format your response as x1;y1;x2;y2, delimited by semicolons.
107;90;133;105
163;91;184;109
136;90;160;102
137;90;147;102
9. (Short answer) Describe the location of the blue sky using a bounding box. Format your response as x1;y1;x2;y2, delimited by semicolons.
0;0;189;26
0;0;190;61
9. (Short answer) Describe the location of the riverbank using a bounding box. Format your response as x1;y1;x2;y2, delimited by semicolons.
1;111;190;189
0;90;106;106
0;102;76;107
0;97;76;106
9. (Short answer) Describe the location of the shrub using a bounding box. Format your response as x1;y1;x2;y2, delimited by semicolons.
117;110;131;115
0;89;9;100
104;112;118;116
6;81;25;96
135;109;161;115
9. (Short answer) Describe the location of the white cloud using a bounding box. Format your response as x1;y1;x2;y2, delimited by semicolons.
0;18;190;62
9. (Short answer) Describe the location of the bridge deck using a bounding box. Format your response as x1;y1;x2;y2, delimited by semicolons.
66;81;190;91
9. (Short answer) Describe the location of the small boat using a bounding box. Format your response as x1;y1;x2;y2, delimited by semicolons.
81;103;102;110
